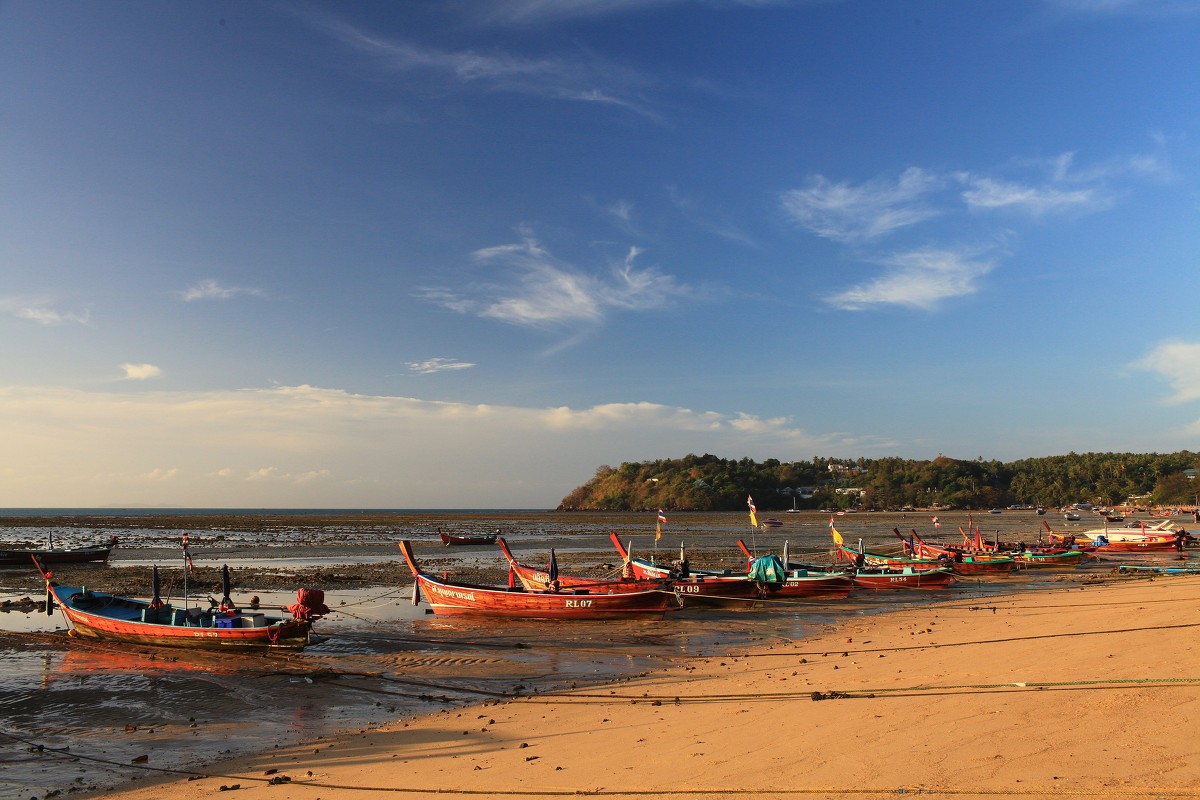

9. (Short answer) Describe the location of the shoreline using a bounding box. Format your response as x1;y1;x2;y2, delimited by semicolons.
78;573;1200;800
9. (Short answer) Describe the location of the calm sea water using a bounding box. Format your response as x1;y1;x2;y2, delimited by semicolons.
0;508;1157;800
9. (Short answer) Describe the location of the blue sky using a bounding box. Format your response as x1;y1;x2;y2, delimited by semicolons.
2;0;1199;508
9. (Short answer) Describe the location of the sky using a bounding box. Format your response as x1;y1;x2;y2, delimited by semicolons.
2;0;1199;509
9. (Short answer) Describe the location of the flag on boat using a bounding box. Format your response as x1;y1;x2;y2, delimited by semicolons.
831;527;844;546
747;495;758;528
658;509;668;524
656;509;666;542
932;516;940;528
181;534;194;572
828;515;835;528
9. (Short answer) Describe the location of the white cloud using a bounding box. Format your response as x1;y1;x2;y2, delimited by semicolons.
120;363;162;380
960;177;1104;215
824;246;995;311
1134;341;1200;404
302;10;659;118
424;231;689;330
780;168;943;243
1;297;90;325
407;358;477;375
177;279;263;302
0;384;889;507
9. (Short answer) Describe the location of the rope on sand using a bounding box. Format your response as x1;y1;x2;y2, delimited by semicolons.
2;727;1198;798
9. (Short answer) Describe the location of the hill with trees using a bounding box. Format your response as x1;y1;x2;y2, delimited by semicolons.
556;452;1200;512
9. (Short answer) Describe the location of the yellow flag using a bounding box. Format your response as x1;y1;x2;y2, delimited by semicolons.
831;528;844;546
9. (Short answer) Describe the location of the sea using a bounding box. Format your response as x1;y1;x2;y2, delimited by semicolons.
0;508;1156;800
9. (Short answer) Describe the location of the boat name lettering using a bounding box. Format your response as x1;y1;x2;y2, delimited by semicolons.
675;585;702;594
564;599;593;608
434;587;476;602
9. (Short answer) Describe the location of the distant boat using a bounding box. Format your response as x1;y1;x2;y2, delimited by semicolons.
0;536;118;568
760;519;783;528
439;530;498;546
1064;511;1081;521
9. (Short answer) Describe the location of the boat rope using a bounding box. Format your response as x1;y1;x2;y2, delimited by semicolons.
2;731;1199;798
511;675;1200;705
733;619;1200;658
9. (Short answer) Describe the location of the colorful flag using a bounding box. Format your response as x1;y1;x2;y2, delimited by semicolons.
181;534;194;573
828;515;835;528
932;516;940;528
831;527;844;546
747;495;758;528
656;509;666;542
658;509;668;524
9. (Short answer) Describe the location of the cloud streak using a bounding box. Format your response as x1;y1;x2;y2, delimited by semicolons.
824;246;996;311
177;280;264;302
407;358;477;375
1135;340;1200;405
303;10;659;118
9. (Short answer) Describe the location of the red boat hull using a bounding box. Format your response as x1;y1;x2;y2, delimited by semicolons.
401;541;675;619
47;585;312;650
851;569;956;589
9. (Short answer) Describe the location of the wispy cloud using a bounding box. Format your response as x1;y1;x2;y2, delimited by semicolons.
177;279;263;302
477;0;790;24
960;176;1105;215
301;10;659;118
1135;340;1200;404
1043;0;1200;17
780;168;943;243
824;246;996;311
1;297;90;325
120;363;162;380
407;358;477;375
421;230;690;330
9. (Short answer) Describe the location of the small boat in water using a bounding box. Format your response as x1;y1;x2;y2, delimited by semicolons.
439;530;498;546
399;541;677;619
35;559;324;650
0;535;118;568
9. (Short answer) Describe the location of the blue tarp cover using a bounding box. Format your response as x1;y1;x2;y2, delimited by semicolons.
748;554;787;584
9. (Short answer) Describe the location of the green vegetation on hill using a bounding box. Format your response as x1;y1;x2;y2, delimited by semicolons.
556;452;1200;512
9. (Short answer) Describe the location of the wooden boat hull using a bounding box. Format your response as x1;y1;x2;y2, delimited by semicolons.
0;544;113;567
439;532;498;546
47;584;312;650
1096;539;1181;552
851;568;956;589
401;541;675;619
1013;551;1087;568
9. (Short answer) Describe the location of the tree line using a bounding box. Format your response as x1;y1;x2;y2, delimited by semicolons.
556;451;1200;512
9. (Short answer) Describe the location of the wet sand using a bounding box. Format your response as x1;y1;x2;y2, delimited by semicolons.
56;578;1200;799
4;510;1197;799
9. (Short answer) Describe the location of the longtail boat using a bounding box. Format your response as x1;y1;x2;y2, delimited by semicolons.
0;535;118;568
609;533;769;605
610;534;852;602
399;541;677;619
439;530;498;546
1058;521;1185;553
496;537;665;594
35;558;322;650
894;529;1015;575
823;532;956;588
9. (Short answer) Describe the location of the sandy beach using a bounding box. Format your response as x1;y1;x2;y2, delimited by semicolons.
77;572;1200;800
